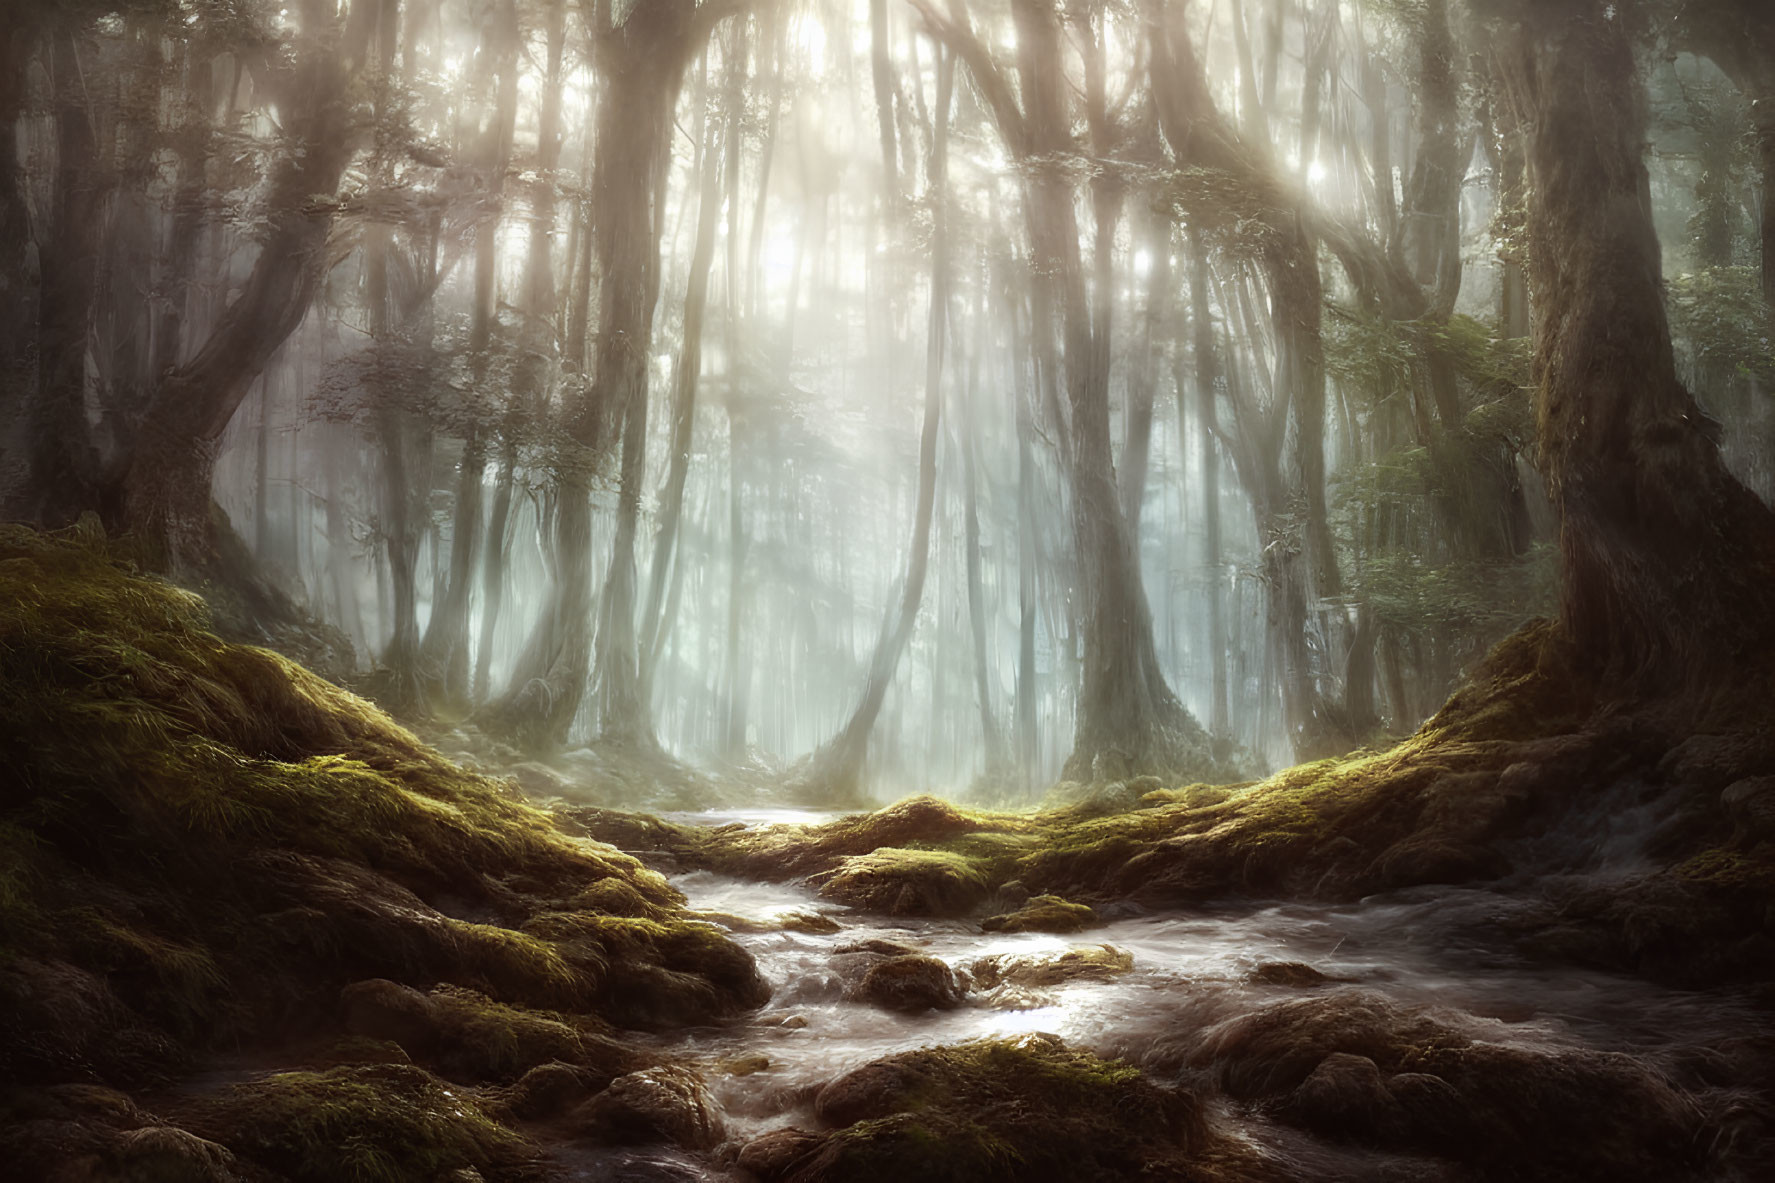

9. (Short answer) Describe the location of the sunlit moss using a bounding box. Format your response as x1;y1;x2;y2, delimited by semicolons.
979;894;1096;934
570;621;1592;915
813;848;993;917
0;525;764;1084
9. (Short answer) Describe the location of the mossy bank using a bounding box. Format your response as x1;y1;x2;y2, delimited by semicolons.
0;526;767;1180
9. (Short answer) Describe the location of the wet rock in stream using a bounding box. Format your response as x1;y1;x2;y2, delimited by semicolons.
507;1061;604;1120
1168;989;1715;1181
570;1065;725;1151
979;892;1099;934
1245;960;1337;988
812;847;993;917
970;943;1134;989
833;945;967;1012
741;1035;1260;1182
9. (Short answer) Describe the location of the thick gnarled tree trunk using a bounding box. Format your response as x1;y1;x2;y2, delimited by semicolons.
1492;0;1775;695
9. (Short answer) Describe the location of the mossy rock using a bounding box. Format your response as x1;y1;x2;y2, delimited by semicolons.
188;1063;527;1183
812;848;992;917
979;894;1097;934
842;954;966;1013
503;1061;604;1120
970;945;1134;990
744;1036;1250;1182
0;526;766;1087
568;1065;724;1150
1176;990;1707;1181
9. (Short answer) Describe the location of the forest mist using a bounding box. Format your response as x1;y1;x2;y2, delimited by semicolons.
2;0;1771;800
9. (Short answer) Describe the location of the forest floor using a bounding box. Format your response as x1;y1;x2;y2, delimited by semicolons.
2;525;1772;1182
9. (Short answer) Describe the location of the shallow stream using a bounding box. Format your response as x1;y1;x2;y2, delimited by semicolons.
572;808;1770;1181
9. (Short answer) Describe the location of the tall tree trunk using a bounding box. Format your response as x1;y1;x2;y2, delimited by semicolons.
93;18;162;464
418;0;519;708
1189;231;1230;738
26;23;105;526
869;0;899;204
493;0;736;750
473;435;518;703
588;5;726;750
121;0;362;577
799;50;954;803
481;0;586;749
1120;202;1171;543
1150;0;1348;759
724;419;750;755
417;431;486;706
1490;0;1775;695
640;32;740;705
962;283;1008;779
0;10;35;451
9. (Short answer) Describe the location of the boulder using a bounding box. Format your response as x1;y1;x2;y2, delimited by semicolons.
106;1126;240;1182
1246;961;1333;988
970;944;1134;990
508;1061;603;1120
1279;1052;1399;1137
843;955;966;1013
571;1066;724;1150
814;848;991;917
1721;777;1775;841
980;894;1098;934
814;1061;924;1127
736;1127;825;1178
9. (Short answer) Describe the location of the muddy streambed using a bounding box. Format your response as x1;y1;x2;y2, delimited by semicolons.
559;808;1772;1181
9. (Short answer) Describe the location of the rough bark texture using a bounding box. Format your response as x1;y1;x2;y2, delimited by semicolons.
1491;0;1775;697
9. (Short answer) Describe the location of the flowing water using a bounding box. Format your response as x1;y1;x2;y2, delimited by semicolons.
569;808;1770;1182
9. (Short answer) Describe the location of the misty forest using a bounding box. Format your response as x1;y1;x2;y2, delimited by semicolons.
4;0;1775;1179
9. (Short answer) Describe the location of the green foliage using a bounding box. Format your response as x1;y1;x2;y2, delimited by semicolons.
1354;545;1558;637
1667;266;1775;387
1325;309;1549;672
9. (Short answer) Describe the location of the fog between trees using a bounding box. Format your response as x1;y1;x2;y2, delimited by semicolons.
3;0;1773;800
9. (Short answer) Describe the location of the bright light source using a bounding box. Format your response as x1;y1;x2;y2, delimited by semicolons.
1133;249;1153;277
1307;160;1329;184
794;13;828;77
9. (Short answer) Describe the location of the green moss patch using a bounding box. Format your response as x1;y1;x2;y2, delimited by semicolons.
979;894;1097;934
0;526;766;1085
189;1064;527;1183
745;1036;1261;1182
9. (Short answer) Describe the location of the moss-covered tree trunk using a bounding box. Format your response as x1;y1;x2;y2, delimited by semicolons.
1491;0;1775;694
